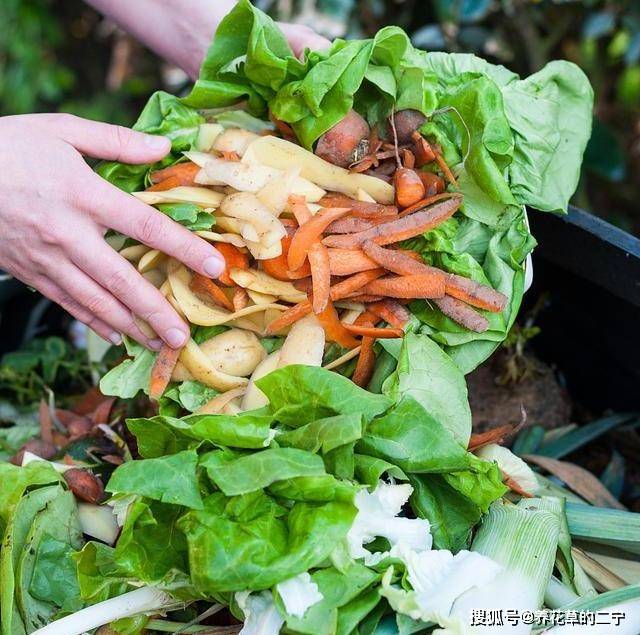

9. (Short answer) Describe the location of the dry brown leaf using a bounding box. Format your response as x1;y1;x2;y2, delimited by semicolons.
524;454;626;510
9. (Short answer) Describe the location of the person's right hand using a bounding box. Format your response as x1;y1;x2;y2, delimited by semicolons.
0;113;227;350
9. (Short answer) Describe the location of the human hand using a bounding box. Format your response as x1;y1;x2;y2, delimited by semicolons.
85;0;331;80
0;113;226;350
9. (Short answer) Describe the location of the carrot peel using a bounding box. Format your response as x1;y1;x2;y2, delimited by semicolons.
149;344;182;400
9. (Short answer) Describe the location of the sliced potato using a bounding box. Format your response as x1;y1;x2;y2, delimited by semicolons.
221;193;286;246
229;268;306;304
278;314;325;367
214;216;244;234
196;387;247;415
134;316;155;339
133;187;224;208
212;128;260;157
340;308;364;325
242;135;394;203
141;268;165;288
119;244;149;262
190;154;279;191
138;249;166;273
247;289;278;305
244;238;283;261
357;188;377;203
257;167;301;216
169;264;288;326
179;339;247;391
195;230;246;248
200;328;266;376
171;360;193;382
189;150;325;202
195;123;224;151
241;351;281;411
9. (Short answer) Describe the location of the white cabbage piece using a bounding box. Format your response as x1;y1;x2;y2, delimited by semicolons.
381;547;502;626
236;591;284;635
276;572;323;618
346;481;432;565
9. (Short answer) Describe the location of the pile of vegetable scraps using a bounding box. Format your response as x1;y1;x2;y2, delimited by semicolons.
7;2;635;635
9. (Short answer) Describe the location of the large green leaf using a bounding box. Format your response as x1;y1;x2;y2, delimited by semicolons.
179;491;356;592
383;334;471;445
106;450;203;509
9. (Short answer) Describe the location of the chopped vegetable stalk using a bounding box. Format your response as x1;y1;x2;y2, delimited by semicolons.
447;499;561;633
30;586;177;635
475;444;540;495
236;591;284;635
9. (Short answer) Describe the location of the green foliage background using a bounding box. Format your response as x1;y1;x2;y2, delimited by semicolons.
1;0;638;232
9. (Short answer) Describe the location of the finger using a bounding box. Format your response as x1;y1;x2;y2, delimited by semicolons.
43;260;163;350
278;23;331;57
50;113;171;163
67;233;191;349
34;276;123;346
87;176;226;279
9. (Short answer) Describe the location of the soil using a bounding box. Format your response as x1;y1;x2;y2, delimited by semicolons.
467;349;572;433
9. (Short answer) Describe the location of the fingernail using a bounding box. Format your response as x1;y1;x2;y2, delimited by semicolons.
165;328;187;348
149;338;163;351
144;134;170;151
109;332;123;346
203;255;225;278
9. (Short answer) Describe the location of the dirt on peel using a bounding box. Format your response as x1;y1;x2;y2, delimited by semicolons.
467;350;572;433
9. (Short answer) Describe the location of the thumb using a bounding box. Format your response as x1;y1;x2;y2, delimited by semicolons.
54;114;171;163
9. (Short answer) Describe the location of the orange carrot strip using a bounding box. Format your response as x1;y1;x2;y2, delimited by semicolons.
319;195;398;219
412;131;437;167
262;235;311;281
270;113;297;140
352;336;376;387
221;150;240;161
322;198;462;249
435;151;458;187
397;192;462;218
265;301;312;334
317;301;360;348
232;287;249;311
353;311;380;327
434;296;489;333
343;324;404;338
150;162;200;185
368;299;411;328
146;175;182;192
445;275;507;313
361;273;445;299
327;249;378;276
214;243;249;286
362;241;427;276
330;269;386;301
308;243;331;314
344;294;385;303
326;216;389;234
288;207;351;271
190;273;234;311
149;344;182;400
289;196;313;225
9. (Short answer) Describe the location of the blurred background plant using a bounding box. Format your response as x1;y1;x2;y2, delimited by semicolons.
0;0;638;233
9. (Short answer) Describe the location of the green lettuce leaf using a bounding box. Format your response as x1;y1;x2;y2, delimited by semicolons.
106;450;203;509
178;491;356;592
256;365;391;427
276;413;363;454
114;499;192;592
99;338;155;400
127;408;274;457
202;447;326;496
74;542;130;604
357;395;470;473
408;474;481;552
383;333;471;445
155;203;215;232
